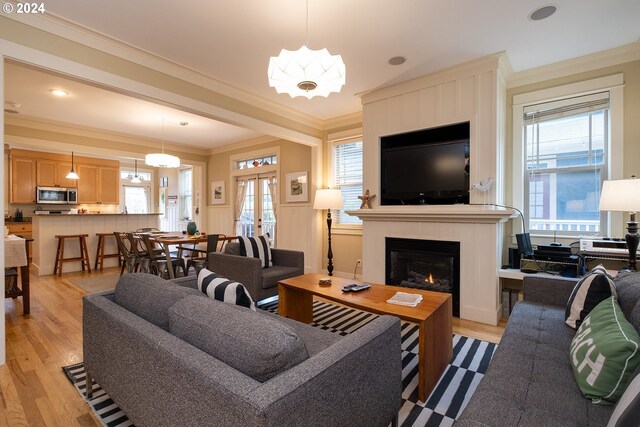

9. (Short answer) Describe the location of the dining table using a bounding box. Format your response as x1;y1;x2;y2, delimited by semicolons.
147;233;238;279
4;234;33;314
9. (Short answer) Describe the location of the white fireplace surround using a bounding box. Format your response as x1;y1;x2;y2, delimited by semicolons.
349;206;514;325
357;54;511;325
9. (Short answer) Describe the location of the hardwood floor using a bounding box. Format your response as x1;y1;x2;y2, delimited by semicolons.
1;268;506;426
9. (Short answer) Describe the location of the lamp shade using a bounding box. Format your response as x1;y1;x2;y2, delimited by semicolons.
599;179;640;212
145;153;180;168
313;189;343;210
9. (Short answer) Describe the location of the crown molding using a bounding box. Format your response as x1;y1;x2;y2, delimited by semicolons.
322;111;363;132
508;41;640;89
3;11;325;131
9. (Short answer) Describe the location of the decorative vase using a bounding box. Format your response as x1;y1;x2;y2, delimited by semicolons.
186;221;197;235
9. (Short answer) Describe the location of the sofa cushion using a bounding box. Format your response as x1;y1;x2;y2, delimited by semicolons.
608;366;640;427
168;295;309;382
197;268;255;310
114;273;203;331
261;265;304;289
614;271;640;332
238;235;272;268
570;297;640;405
566;265;616;329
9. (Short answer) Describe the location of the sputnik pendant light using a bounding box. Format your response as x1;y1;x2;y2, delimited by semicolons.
267;0;345;99
130;159;142;184
145;118;181;168
66;151;79;180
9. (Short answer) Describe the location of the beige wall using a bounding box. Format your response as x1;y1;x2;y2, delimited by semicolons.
504;59;640;255
207;138;312;206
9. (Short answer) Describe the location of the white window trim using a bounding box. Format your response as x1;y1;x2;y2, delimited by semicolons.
512;74;624;239
328;133;363;235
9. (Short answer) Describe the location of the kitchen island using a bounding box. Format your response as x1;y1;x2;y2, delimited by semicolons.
32;213;161;276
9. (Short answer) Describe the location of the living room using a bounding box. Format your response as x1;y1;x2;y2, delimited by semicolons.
3;2;640;426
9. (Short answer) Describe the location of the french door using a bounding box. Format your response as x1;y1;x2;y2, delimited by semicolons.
238;175;276;243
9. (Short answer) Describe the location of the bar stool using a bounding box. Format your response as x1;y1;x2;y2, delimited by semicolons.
54;234;91;276
94;232;121;271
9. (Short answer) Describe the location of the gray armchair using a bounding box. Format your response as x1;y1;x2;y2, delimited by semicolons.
209;242;304;302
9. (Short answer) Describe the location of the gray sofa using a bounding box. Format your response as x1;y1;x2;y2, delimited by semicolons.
83;273;402;427
209;242;304;302
456;271;640;426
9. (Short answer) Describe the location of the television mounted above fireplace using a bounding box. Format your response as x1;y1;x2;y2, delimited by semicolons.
380;121;470;205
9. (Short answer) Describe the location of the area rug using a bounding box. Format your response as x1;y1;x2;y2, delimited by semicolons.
63;300;497;427
68;274;120;293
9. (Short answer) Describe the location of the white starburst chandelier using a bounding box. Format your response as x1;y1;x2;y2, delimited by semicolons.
145;118;180;168
267;1;345;99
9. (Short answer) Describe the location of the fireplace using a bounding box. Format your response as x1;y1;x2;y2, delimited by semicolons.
385;237;460;316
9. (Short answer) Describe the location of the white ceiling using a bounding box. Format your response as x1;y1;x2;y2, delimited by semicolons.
5;0;640;149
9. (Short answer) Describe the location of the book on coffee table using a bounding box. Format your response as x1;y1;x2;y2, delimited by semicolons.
387;291;423;307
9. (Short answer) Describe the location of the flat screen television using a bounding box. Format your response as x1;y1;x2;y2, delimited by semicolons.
381;122;470;205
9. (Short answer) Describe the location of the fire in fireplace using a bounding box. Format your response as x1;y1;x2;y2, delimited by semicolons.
385;237;460;316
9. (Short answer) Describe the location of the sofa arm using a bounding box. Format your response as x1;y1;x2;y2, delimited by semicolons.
271;249;304;269
209;252;263;296
169;276;198;289
523;275;579;307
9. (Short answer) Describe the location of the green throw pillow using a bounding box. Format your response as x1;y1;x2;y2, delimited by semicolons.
570;297;640;405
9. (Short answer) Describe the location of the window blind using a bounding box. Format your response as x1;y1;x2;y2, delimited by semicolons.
523;92;609;124
333;141;363;225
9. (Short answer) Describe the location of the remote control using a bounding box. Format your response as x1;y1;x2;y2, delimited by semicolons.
350;284;371;292
341;284;359;292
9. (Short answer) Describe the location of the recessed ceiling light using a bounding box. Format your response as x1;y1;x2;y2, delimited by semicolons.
529;5;557;21
388;56;406;66
50;89;69;97
180;121;189;126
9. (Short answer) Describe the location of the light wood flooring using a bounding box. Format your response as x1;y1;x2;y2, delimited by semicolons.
1;267;507;426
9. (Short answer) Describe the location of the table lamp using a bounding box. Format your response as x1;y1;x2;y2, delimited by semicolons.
599;178;640;271
313;188;343;276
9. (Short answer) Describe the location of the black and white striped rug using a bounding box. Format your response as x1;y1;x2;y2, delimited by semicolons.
63;300;497;427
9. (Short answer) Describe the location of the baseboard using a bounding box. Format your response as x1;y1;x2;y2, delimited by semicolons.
460;304;502;326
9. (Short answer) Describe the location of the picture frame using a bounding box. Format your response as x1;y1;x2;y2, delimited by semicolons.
285;172;308;203
211;180;225;204
160;176;168;187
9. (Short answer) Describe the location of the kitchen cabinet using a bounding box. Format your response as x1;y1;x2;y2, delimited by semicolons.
6;222;33;259
78;165;119;204
36;160;78;188
10;157;36;203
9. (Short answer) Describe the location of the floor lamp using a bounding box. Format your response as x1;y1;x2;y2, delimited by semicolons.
314;189;343;276
599;178;640;271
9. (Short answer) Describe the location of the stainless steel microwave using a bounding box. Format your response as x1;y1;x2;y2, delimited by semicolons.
36;187;78;205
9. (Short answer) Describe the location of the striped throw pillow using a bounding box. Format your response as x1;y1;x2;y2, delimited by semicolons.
238;235;272;268
197;269;255;311
565;265;616;329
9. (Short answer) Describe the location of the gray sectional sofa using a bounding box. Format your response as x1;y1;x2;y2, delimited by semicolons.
83;273;402;427
456;272;640;426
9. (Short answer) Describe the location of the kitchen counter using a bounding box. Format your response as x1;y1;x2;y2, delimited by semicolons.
32;213;161;276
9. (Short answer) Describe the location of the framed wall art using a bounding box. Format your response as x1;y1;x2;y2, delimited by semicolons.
285;172;308;203
211;180;225;204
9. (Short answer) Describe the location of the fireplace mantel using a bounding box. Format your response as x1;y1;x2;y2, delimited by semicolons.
347;205;515;224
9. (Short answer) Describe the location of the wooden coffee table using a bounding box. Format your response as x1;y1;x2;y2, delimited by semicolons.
278;273;452;402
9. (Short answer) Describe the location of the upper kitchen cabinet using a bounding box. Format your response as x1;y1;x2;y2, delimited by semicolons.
77;164;120;204
36;160;77;188
10;157;36;203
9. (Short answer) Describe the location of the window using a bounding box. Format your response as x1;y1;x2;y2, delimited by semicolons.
523;92;609;234
333;140;363;225
123;186;149;213
179;168;192;220
236;155;277;170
